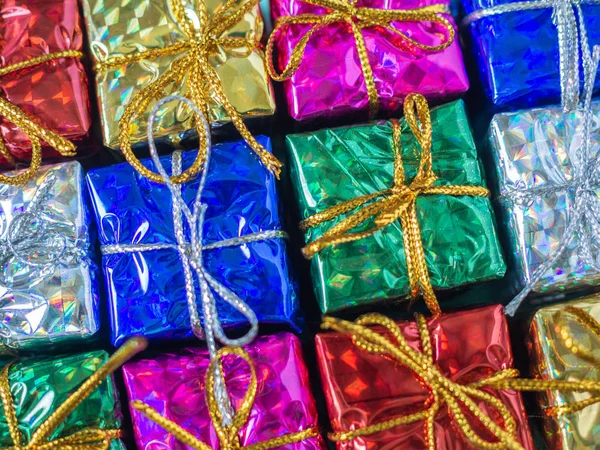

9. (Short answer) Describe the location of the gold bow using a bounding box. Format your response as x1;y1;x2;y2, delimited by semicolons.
95;0;282;184
132;346;319;449
300;93;489;316
0;50;82;186
323;313;600;450
266;0;455;118
0;337;147;450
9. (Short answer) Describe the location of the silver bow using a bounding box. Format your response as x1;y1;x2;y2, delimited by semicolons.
101;95;287;425
462;0;600;112
0;171;85;287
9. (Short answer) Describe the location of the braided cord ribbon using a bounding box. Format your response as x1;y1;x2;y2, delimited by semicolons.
0;50;82;186
0;337;147;450
266;0;455;118
300;93;489;316
132;346;319;450
95;0;282;184
323;312;600;450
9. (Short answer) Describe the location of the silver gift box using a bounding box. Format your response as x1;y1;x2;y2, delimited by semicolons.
490;102;600;294
0;162;99;352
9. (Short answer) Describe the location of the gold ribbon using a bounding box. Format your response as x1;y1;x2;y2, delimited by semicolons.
300;93;489;316
266;0;455;118
132;346;319;449
0;337;147;450
323;313;600;450
95;0;282;184
0;50;82;186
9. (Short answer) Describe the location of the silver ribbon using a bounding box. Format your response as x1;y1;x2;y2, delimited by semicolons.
101;95;287;425
503;46;600;316
462;0;600;112
0;171;85;287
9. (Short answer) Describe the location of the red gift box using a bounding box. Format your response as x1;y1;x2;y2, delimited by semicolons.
0;0;90;167
315;305;534;449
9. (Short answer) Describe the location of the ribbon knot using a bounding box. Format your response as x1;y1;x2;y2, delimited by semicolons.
96;0;282;185
0;337;146;450
0;171;85;287
266;0;455;118
0;50;83;186
300;93;490;316
323;312;600;450
132;346;319;450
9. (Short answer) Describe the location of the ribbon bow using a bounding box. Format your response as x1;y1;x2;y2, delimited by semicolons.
300;93;489;316
0;51;82;186
266;0;455;118
323;313;600;450
95;0;282;184
132;346;319;450
102;95;286;424
0;171;85;287
0;337;147;450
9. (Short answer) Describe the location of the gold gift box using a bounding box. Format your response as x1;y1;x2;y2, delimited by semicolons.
529;294;600;450
82;0;276;149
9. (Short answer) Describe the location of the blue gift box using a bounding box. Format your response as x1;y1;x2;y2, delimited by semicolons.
462;0;600;111
86;137;302;346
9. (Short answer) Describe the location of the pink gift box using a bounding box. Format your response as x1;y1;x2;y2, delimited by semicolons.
270;0;469;122
122;333;324;449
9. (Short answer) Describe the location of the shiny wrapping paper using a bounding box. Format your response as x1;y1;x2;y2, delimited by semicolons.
122;332;324;449
0;350;124;449
528;294;600;450
462;0;600;111
86;137;301;346
316;305;533;449
0;162;99;352
270;0;469;122
0;0;91;165
490;102;600;294
287;100;505;313
81;0;276;149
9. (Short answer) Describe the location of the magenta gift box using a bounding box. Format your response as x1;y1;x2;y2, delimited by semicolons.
122;333;324;449
270;0;469;122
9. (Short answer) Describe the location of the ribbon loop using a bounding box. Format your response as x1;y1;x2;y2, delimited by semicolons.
132;346;319;450
0;337;146;450
267;0;455;117
301;94;490;316
98;0;282;184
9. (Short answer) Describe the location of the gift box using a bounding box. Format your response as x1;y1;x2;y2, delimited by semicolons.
0;161;100;352
86;137;301;346
528;294;600;449
122;332;324;449
269;0;469;122
489;102;600;296
0;350;124;449
462;0;600;111
287;98;505;313
82;0;276;149
316;305;534;449
0;0;91;166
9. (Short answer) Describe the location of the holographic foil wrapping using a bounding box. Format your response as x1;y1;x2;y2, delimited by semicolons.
81;0;276;149
86;137;302;347
528;294;600;450
0;0;91;165
287;100;505;313
0;162;99;353
122;332;324;449
316;305;534;449
0;350;124;449
490;102;600;294
270;0;469;122
462;0;600;111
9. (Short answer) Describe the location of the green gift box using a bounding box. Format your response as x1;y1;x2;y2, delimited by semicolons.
287;98;506;313
0;350;124;449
